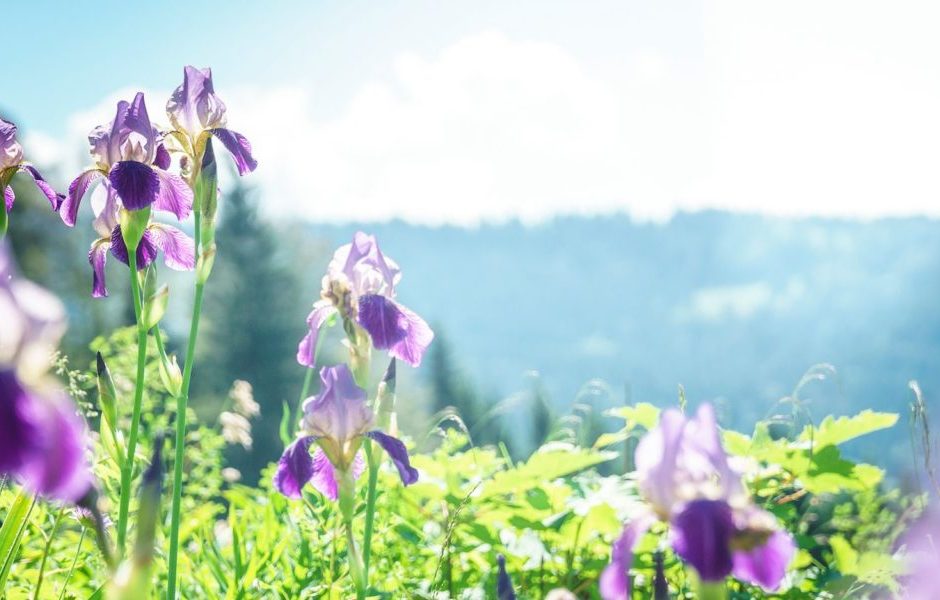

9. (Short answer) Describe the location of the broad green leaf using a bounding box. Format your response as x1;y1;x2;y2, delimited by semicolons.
481;446;615;498
800;411;899;448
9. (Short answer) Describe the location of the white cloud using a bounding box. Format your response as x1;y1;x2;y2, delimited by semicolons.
35;18;940;225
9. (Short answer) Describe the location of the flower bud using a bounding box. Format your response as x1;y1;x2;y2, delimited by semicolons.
141;267;169;329
375;359;397;432
118;206;151;253
96;352;118;435
159;354;183;397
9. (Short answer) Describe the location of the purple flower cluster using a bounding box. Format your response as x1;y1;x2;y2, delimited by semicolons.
297;232;434;368
0;243;93;502
600;404;796;598
60;67;257;297
274;364;417;500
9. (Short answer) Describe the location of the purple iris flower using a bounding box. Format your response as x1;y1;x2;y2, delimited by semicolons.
0;117;64;213
0;243;93;503
166;66;257;175
297;232;434;368
273;364;418;500
899;507;940;598
86;185;194;298
600;404;795;599
496;555;517;600
60;93;193;227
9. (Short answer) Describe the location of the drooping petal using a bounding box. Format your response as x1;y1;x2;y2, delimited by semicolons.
153;169;193;221
19;396;93;503
732;529;795;591
147;223;195;271
3;185;13;212
599;512;656;600
301;365;373;448
154;143;171;170
496;555;517;600
671;499;735;583
210;128;257;175
109;161;159;210
88;238;111;298
296;302;338;367
273;436;316;499
109;226;158;270
0;369;41;474
19;165;63;210
309;448;366;501
61;169;103;226
357;295;434;367
366;430;418;486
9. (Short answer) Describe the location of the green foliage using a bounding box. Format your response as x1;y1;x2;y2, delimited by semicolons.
0;327;920;598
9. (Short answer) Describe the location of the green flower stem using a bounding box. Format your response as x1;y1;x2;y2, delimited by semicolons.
57;527;86;600
362;443;380;581
167;209;207;600
32;506;64;600
116;251;149;558
338;470;366;598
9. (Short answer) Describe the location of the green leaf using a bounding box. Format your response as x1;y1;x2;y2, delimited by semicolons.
606;403;661;431
480;445;615;498
0;489;35;588
800;411;899;448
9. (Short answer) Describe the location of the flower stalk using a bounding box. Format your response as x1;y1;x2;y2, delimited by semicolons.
115;248;150;557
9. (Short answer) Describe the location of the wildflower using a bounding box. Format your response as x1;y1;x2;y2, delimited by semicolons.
600;404;795;599
60;92;193;227
220;411;253;449
297;232;434;368
86;185;194;297
0;243;94;502
0;117;63;220
274;364;418;500
166;66;257;175
229;379;259;418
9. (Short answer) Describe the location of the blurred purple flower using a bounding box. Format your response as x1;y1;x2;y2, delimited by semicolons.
60;93;193;227
85;186;194;298
273;364;418;500
297;232;434;368
0;243;93;503
600;404;795;598
0;117;64;213
898;507;940;598
167;66;257;175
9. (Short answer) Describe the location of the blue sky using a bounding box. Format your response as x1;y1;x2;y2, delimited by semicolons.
7;1;940;224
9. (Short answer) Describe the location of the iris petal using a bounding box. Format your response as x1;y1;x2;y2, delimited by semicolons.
210;128;257;175
732;529;795;591
366;430;418;485
61;169;103;226
153;170;193;221
88;238;111;298
357;294;434;367
19;165;63;210
671;499;735;582
110;226;158;270
296;302;338;367
273;436;317;499
109;161;159;210
3;186;13;212
147;223;195;271
600;512;656;600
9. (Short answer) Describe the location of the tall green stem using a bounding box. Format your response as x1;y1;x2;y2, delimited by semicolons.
362;444;379;579
33;506;64;600
697;580;728;600
116;252;148;557
166;209;206;600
